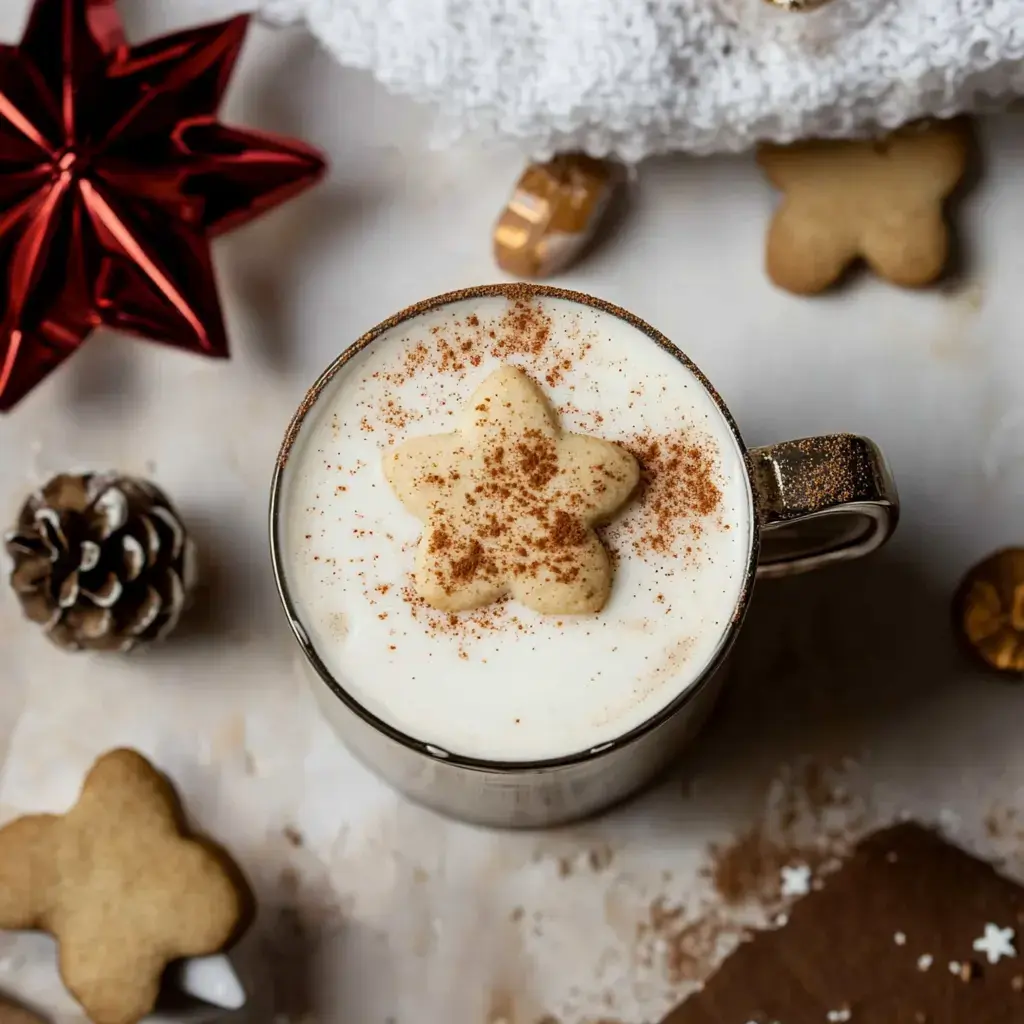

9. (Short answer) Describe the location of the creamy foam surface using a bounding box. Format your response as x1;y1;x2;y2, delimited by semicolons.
279;293;752;761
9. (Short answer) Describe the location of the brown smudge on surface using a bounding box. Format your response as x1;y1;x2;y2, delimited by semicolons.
487;987;517;1023
707;760;860;907
631;760;867;993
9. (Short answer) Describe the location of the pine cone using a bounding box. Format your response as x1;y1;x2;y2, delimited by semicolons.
4;472;196;652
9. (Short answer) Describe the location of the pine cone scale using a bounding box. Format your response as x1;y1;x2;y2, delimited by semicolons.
120;534;146;581
91;486;129;540
80;540;101;573
150;506;186;562
57;573;79;609
9;553;49;594
154;570;186;640
124;586;163;639
39;475;91;516
81;573;123;608
34;508;70;557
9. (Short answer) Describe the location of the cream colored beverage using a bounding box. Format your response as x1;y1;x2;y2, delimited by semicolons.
279;291;752;762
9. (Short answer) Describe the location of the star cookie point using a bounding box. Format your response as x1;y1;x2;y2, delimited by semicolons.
385;365;639;615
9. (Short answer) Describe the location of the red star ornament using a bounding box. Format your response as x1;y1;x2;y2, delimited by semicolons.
0;0;326;411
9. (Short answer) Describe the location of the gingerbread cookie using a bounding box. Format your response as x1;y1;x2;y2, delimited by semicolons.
0;750;245;1024
384;364;639;614
757;120;970;294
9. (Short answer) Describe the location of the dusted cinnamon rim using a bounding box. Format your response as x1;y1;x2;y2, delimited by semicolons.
269;283;760;771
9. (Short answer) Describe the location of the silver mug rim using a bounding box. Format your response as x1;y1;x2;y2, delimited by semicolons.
269;283;762;774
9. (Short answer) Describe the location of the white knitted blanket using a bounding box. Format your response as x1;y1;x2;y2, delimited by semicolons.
260;0;1024;160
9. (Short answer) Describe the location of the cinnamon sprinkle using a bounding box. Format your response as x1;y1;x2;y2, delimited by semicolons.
400;585;528;652
374;296;591;391
602;430;722;560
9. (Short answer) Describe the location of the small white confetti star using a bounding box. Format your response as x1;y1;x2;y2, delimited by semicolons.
780;863;812;896
917;954;933;971
973;923;1017;964
894;931;906;945
948;960;962;974
826;1009;852;1023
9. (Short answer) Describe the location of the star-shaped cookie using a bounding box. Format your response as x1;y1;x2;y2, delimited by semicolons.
757;120;970;294
384;365;639;614
0;749;244;1024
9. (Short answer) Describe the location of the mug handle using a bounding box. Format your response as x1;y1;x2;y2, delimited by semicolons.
748;434;899;579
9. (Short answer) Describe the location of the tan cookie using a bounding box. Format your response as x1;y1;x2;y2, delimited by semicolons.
757;120;969;294
0;750;245;1024
0;999;46;1024
384;365;639;614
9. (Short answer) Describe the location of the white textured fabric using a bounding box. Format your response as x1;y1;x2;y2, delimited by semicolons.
259;0;1024;161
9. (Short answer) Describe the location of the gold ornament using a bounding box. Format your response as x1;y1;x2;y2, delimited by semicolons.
954;548;1024;675
494;154;622;278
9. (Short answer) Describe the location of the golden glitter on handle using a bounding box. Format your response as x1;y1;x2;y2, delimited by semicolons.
954;549;1024;676
749;434;899;577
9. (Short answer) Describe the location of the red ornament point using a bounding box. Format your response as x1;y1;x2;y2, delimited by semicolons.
0;0;326;411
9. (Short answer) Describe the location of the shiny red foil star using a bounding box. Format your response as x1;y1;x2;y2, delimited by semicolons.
0;0;326;411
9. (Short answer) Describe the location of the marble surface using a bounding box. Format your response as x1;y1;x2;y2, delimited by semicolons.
1;2;1024;1022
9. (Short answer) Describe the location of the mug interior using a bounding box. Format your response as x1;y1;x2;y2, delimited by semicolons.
271;285;759;769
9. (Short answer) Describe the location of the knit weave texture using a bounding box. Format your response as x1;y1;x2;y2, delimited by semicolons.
260;0;1024;160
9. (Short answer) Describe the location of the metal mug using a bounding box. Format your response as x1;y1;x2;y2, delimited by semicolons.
270;285;899;829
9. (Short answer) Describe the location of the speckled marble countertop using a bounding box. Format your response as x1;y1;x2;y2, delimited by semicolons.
1;2;1023;1022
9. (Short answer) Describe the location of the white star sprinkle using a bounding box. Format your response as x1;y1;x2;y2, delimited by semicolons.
973;923;1017;964
780;863;812;897
917;954;933;971
894;932;906;946
826;1009;852;1022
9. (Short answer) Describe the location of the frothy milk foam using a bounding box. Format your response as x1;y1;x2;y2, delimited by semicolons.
280;293;752;761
